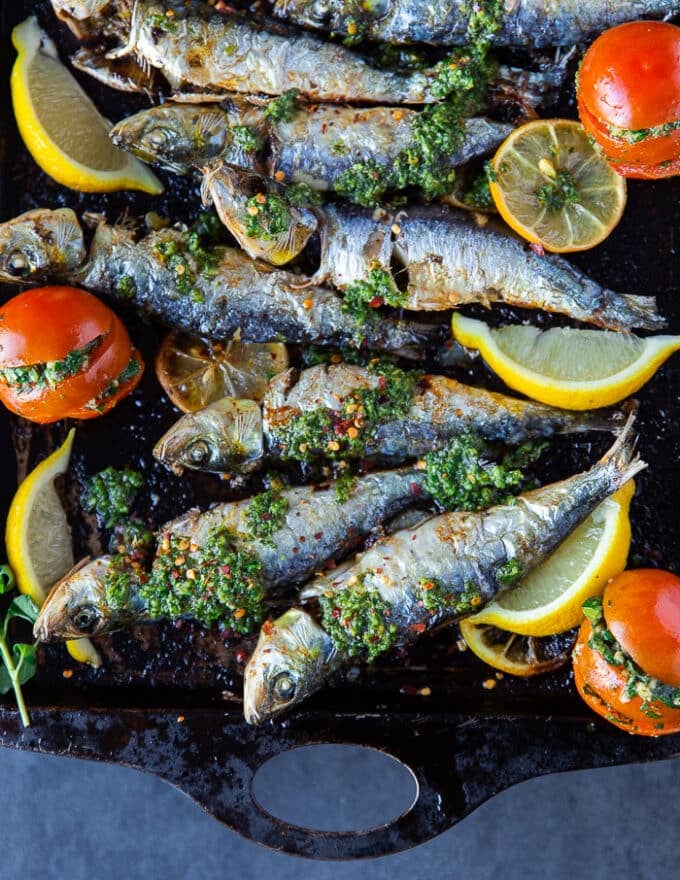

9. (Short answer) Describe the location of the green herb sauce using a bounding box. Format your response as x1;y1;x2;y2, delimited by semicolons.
463;162;495;210
342;268;407;325
334;0;502;206
0;337;102;393
152;229;220;302
244;193;291;240
135;528;265;633
274;361;418;463
149;12;180;33
286;182;323;207
263;89;300;123
319;576;398;662
85;356;141;413
606;119;680;145
496;558;522;587
115;275;137;299
335;471;357;504
245;486;289;544
416;577;482;615
231;125;264;153
584;597;680;713
422;435;545;512
537;169;579;211
83;467;145;529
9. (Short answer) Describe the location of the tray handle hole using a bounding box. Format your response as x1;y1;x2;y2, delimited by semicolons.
251;744;418;834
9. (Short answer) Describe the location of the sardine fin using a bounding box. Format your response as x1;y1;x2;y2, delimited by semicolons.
598;409;647;492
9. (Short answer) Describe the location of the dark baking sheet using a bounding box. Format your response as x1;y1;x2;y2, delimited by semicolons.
0;1;679;860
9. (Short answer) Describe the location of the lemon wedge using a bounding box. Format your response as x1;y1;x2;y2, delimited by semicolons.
5;429;101;667
11;17;163;194
155;331;289;412
465;482;634;637
458;621;577;677
489;119;626;252
452;314;680;410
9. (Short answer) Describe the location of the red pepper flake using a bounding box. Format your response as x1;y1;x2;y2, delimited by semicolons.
409;622;426;634
299;535;306;543
220;565;231;576
529;242;545;256
292;546;299;554
331;608;340;618
235;649;249;663
368;296;384;309
314;531;323;540
378;376;387;390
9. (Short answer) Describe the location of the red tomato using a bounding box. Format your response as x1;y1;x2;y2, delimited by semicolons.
604;569;680;687
0;286;144;423
577;21;680;177
573;619;680;737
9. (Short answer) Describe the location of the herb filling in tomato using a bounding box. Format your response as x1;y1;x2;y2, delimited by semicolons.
583;597;680;711
0;336;103;392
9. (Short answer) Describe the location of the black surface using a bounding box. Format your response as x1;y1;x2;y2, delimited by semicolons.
0;0;679;860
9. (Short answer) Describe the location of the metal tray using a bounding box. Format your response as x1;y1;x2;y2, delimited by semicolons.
1;1;679;860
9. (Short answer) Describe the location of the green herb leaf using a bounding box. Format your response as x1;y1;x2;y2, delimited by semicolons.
13;643;37;686
0;565;16;595
5;595;40;629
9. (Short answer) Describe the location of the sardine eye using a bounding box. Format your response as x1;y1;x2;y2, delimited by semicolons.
186;440;211;465
5;251;30;277
271;671;297;702
70;604;100;635
143;129;170;151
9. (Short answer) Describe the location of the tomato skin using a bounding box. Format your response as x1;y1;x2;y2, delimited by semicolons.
604;569;680;688
0;286;143;423
0;286;116;363
577;21;680;177
573;619;680;737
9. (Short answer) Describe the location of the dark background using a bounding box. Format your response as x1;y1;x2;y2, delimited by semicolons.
1;744;679;877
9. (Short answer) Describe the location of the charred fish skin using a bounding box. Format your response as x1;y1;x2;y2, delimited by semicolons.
273;0;680;47
244;416;645;722
33;467;428;641
153;361;631;476
114;0;436;103
0;209;443;352
317;204;666;331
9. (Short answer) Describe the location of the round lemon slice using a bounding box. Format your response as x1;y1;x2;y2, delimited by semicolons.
452;314;680;410
459;621;577;677
11;17;163;194
489;118;626;252
465;482;634;638
155;331;289;411
5;429;101;667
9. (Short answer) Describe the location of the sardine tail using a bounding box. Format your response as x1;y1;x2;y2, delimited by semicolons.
598;409;647;491
616;294;667;331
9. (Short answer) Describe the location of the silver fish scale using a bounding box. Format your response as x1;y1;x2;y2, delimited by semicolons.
274;0;680;47
127;0;434;103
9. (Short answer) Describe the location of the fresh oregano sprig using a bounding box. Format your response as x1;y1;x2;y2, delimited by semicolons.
0;565;40;728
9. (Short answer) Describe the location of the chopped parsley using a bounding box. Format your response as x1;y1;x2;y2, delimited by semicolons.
335;471;357;504
422;435;546;512
245;485;289;544
231;125;263;153
416;577;482;615
274;361;418;463
152;229;220;301
136;528;264;633
463;162;495;210
244;193;291;240
115;275;137;299
263;89;300;123
334;0;502;205
585;597;680;712
537;168;579;211
342;268;407;325
286;182;323;207
496;558;522;587
0;337;102;393
319;576;398;662
83;467;145;529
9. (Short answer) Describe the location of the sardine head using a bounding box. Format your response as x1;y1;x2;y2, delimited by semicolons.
34;557;117;642
111;105;228;173
244;608;340;724
153;397;264;475
0;209;85;283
